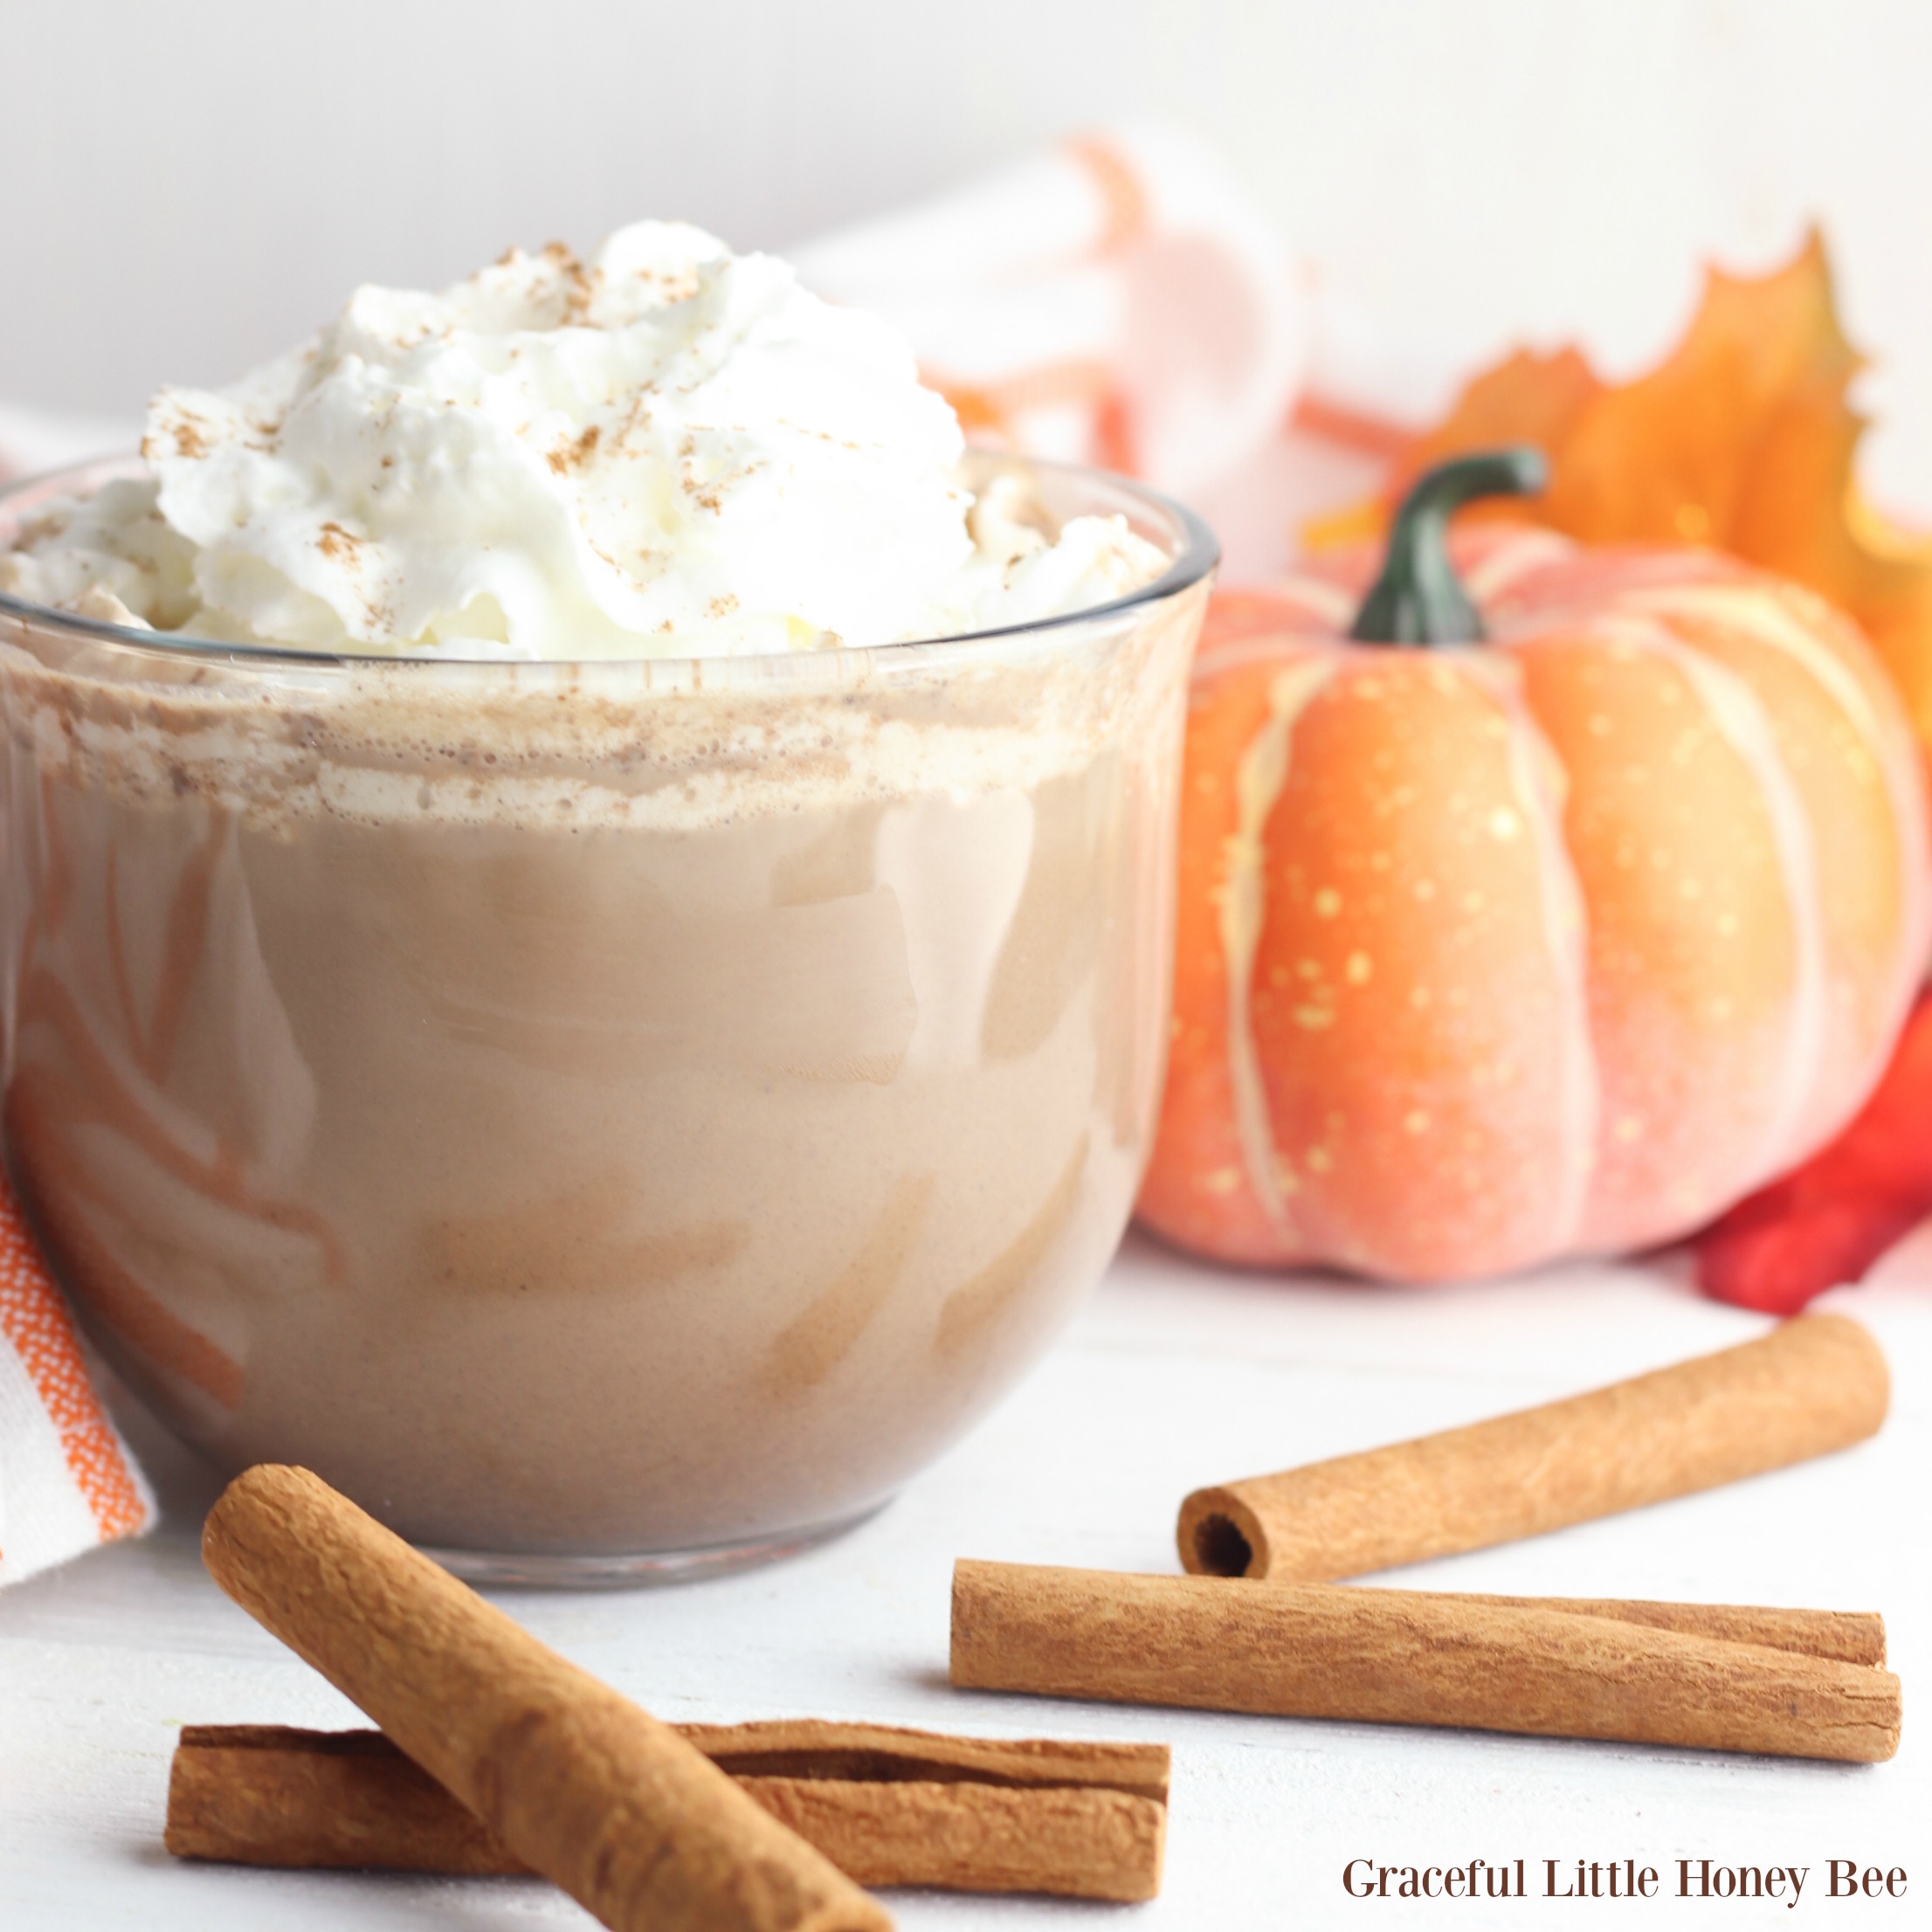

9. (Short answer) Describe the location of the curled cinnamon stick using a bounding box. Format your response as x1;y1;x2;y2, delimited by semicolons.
201;1465;888;1932
165;1721;1169;1902
949;1561;1902;1763
1179;1314;1888;1582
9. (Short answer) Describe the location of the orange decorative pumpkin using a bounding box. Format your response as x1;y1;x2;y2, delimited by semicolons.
1137;452;1930;1281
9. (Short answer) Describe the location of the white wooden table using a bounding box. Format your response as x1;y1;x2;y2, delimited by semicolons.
3;1232;1926;1929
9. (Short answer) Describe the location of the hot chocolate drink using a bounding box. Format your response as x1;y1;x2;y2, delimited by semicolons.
0;226;1211;1568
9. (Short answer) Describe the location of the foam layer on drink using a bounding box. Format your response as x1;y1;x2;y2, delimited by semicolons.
3;590;1187;834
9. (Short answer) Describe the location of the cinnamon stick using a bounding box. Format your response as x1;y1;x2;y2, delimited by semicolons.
165;1720;1169;1902
949;1561;1902;1763
199;1465;888;1932
169;1727;510;1876
1434;1596;1885;1666
1179;1314;1888;1582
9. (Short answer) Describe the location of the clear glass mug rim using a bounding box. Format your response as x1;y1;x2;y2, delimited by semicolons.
0;450;1220;673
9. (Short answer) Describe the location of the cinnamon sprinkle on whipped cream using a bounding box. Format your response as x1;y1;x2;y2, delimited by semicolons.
2;223;1164;660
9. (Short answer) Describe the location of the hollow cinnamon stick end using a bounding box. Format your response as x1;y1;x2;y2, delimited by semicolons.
1176;1486;1271;1578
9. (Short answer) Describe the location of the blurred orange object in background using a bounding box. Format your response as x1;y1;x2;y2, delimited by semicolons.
1137;480;1929;1281
1338;233;1932;769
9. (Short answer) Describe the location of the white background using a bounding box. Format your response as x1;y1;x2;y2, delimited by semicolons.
7;0;1932;507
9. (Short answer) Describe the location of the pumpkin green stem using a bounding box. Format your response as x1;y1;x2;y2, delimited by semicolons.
1348;446;1549;646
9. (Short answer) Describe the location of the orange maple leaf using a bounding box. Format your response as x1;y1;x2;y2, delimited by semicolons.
1354;231;1932;749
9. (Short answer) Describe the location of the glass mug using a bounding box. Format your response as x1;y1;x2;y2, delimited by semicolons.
0;452;1213;1580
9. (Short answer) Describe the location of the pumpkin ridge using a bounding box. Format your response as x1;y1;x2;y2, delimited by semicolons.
1636;621;1831;1193
1626;583;1906;795
1628;579;1930;967
1219;656;1340;1244
1621;577;1930;1160
1462;528;1574;603
1483;656;1600;1254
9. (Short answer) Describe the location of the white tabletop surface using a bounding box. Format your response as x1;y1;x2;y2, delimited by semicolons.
3;1231;1926;1929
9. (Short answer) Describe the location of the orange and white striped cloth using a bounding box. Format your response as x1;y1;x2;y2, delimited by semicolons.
0;127;1311;512
0;1173;155;1584
791;122;1308;508
790;123;1430;578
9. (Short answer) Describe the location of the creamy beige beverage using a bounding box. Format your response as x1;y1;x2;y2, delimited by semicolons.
0;537;1197;1556
0;226;1210;1567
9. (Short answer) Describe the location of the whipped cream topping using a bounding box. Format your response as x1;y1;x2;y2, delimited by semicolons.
1;224;1166;659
